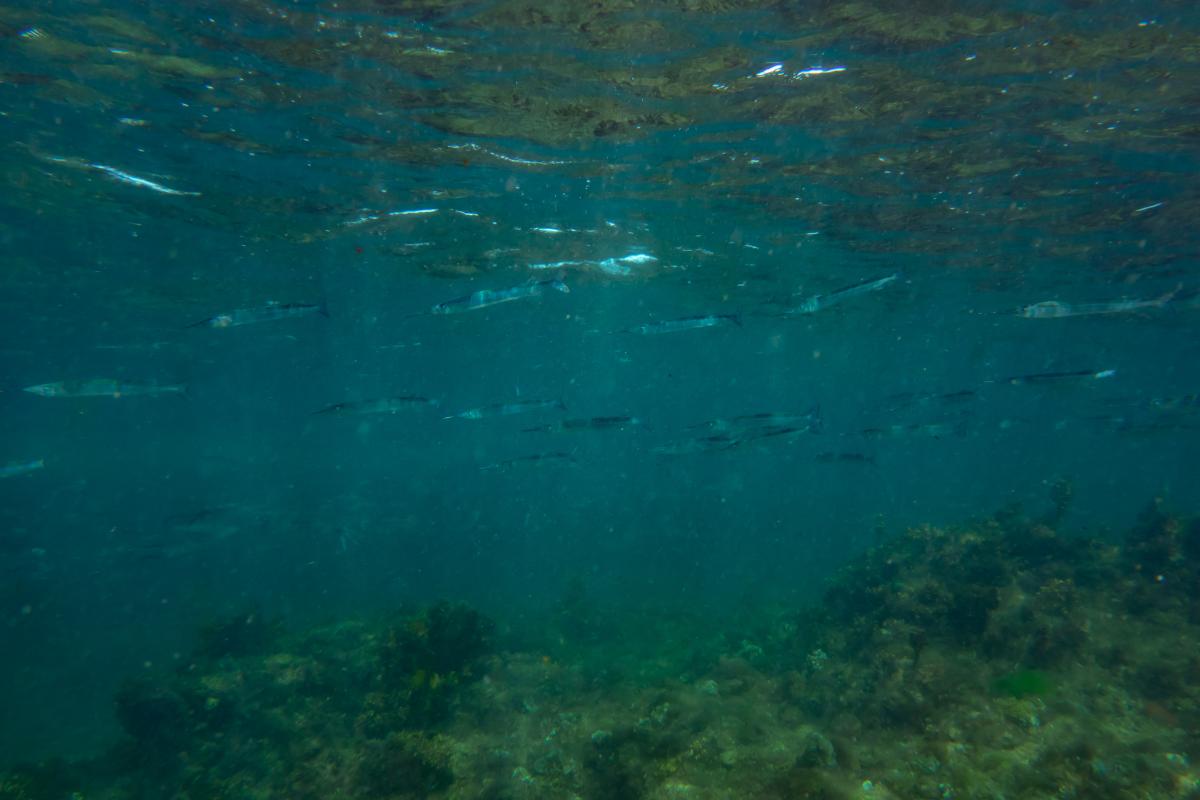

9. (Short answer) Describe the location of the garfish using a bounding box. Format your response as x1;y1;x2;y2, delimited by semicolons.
860;420;966;439
883;389;976;410
479;451;577;470
816;451;876;465
314;396;438;416
1005;369;1116;386
1020;285;1179;319
690;408;821;434
432;279;569;314
0;459;44;478
444;399;566;420
24;379;186;398
189;300;329;329
651;434;739;456
626;313;742;335
522;416;643;433
786;273;898;315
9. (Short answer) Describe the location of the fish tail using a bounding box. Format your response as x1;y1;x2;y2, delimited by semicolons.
171;385;190;399
728;313;744;328
318;299;332;318
184;317;212;329
1156;283;1184;306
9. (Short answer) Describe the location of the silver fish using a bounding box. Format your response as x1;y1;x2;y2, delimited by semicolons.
690;408;821;434
314;396;438;416
444;399;566;420
1020;285;1179;319
786;273;898;315
189;301;328;328
479;451;577;471
523;416;643;433
1005;369;1116;386
24;379;186;398
432;279;569;314
0;459;44;478
627;314;742;335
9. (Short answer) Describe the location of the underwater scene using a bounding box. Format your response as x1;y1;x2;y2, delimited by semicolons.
1;0;1199;797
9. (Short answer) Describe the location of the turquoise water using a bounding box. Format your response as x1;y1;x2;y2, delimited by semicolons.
1;0;1197;773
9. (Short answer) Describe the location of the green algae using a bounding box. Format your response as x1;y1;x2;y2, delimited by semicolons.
5;504;1200;799
991;669;1053;699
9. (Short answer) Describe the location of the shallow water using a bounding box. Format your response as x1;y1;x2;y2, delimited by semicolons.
0;0;1197;772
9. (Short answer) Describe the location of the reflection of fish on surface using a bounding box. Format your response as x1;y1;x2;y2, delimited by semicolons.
431;279;568;314
313;396;439;416
188;300;329;329
0;459;44;478
444;399;566;420
624;313;741;335
479;451;577;471
23;379;186;398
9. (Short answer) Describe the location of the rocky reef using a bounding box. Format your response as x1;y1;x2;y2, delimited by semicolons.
3;504;1200;799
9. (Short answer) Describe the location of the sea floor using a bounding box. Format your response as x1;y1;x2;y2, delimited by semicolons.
3;502;1199;800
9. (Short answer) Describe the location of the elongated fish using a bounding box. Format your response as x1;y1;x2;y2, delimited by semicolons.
627;314;741;335
432;279;568;314
1020;285;1179;319
314;396;438;416
786;273;898;315
689;408;821;434
0;459;44;478
479;451;576;471
444;399;566;420
1005;369;1115;386
523;416;643;433
24;379;186;398
189;301;329;329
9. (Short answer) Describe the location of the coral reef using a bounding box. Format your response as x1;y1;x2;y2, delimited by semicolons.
4;506;1200;799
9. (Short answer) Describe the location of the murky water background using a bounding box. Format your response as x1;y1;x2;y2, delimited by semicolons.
1;0;1197;764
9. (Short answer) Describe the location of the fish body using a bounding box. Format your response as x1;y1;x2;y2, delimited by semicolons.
1020;286;1179;319
816;451;876;465
191;301;328;329
444;399;566;420
432;279;568;315
1151;394;1200;412
860;420;966;439
1005;369;1116;386
524;416;642;433
0;459;44;478
787;273;898;316
24;379;186;398
628;314;741;335
883;389;976;411
691;407;822;435
479;451;576;470
314;396;438;416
